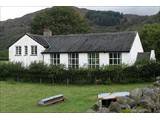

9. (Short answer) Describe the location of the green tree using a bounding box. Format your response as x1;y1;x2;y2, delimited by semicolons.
31;6;90;35
139;23;160;61
86;10;123;26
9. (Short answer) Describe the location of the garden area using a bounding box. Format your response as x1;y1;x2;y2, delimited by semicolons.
0;61;160;112
0;81;151;112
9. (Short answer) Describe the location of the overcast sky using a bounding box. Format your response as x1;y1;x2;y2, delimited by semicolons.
0;6;160;21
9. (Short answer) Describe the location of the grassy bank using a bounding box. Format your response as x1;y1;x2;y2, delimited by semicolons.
0;81;151;112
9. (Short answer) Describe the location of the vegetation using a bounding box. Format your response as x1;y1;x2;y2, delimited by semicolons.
31;6;90;35
0;61;159;84
86;10;123;26
0;50;8;60
0;81;151;112
0;6;160;60
139;23;160;61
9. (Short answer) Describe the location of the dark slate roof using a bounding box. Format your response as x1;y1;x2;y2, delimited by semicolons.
26;33;49;48
26;31;137;53
136;52;151;61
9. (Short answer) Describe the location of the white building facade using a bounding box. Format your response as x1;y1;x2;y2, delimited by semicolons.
9;31;155;68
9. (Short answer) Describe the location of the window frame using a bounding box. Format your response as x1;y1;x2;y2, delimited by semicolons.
24;46;28;55
50;53;60;65
68;53;79;69
15;46;21;56
109;52;122;65
88;53;99;69
31;45;37;56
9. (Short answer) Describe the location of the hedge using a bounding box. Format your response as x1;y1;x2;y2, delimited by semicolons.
0;61;160;84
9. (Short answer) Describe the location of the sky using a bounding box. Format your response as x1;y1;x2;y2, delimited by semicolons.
0;0;159;21
0;6;159;21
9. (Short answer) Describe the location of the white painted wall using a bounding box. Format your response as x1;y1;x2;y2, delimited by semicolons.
9;35;45;66
121;32;144;65
99;53;109;66
129;32;144;65
79;53;88;68
60;53;68;68
150;50;156;61
43;54;50;65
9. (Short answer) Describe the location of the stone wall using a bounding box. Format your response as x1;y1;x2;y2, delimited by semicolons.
89;79;160;113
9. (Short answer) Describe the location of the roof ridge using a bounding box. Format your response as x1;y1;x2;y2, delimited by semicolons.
26;31;137;38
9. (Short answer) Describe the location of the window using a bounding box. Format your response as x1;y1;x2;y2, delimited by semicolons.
109;53;122;65
68;53;79;69
15;46;21;55
31;46;37;55
24;46;28;55
50;53;60;65
88;53;99;69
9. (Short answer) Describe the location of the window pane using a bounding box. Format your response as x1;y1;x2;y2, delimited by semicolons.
114;59;117;64
109;59;112;64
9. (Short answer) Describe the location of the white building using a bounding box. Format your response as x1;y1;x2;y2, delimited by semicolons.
9;31;156;68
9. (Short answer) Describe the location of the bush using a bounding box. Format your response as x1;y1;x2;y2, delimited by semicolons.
0;61;160;84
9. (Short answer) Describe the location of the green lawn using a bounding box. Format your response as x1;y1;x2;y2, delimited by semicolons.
0;81;151;112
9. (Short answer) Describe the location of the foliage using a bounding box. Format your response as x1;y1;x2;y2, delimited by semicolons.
139;23;160;61
86;10;123;26
0;62;160;84
0;50;8;60
31;6;90;35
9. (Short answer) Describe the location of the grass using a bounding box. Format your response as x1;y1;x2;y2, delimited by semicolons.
0;81;151;113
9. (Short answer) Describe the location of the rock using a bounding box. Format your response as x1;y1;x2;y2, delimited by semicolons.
130;88;142;100
98;107;110;113
117;96;135;108
120;104;131;109
109;102;121;113
153;80;160;87
139;95;155;112
156;76;160;81
142;88;154;96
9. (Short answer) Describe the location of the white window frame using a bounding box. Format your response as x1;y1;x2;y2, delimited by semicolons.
31;45;37;56
50;53;60;65
24;46;28;55
109;53;122;65
68;53;79;69
88;53;99;69
15;46;21;56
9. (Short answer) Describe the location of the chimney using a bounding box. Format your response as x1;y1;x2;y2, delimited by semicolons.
43;28;52;36
150;50;156;61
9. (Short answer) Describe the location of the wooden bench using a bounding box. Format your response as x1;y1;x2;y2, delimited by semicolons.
38;94;64;106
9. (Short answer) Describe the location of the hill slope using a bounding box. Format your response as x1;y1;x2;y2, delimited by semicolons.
0;7;159;50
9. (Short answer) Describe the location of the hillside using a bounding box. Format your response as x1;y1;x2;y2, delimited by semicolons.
0;6;159;51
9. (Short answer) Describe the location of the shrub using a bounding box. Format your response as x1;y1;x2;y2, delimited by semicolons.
0;61;160;84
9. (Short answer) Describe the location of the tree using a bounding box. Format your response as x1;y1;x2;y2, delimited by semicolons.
139;23;160;61
86;10;123;26
31;6;90;35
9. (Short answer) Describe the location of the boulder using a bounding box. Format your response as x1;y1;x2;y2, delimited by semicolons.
153;80;160;87
130;88;143;100
139;95;155;112
120;104;131;109
117;96;136;108
142;88;154;96
98;107;110;113
109;102;121;112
